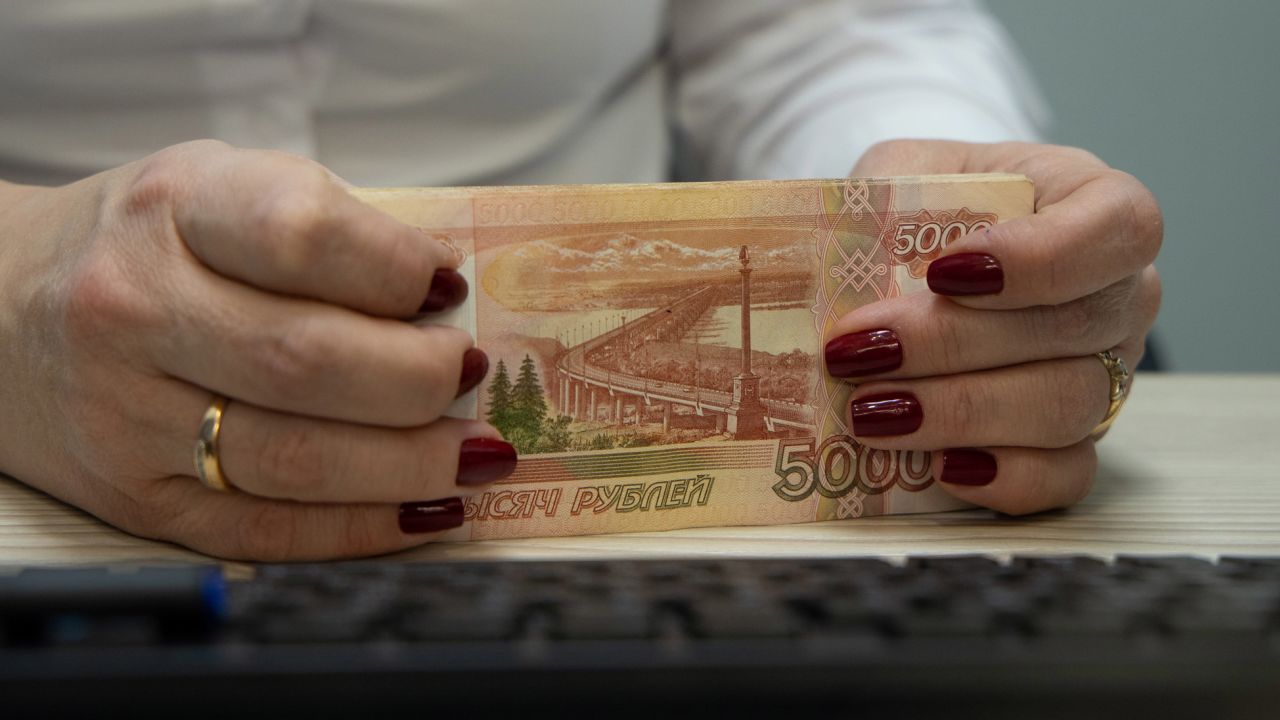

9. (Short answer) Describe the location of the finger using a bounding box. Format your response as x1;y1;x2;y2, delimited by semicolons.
930;442;1097;516
927;162;1163;309
851;138;974;177
193;402;515;504
136;476;466;561
165;144;462;317
845;346;1140;451
153;263;483;427
824;268;1160;380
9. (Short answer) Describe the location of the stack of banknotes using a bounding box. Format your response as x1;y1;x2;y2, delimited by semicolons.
356;174;1032;540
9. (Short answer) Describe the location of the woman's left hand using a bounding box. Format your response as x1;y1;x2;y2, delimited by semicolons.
826;140;1163;514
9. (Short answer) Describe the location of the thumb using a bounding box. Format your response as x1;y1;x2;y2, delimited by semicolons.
851;139;974;177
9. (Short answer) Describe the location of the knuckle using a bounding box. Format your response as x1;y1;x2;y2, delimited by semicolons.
1020;223;1073;300
1056;279;1135;353
122;163;183;217
258;188;335;271
126;482;212;549
1020;305;1061;359
1117;175;1165;264
1137;268;1163;332
920;315;966;372
1054;365;1105;444
416;342;467;417
1009;144;1103;186
338;513;386;559
231;503;302;561
937;380;988;439
982;216;1017;248
381;227;436;310
254;423;329;498
861;139;912;164
123;140;229;215
179;138;234;157
111;496;168;542
403;428;443;491
1048;297;1095;350
115;485;182;542
62;253;150;344
251;319;332;397
855;139;931;174
1054;144;1104;167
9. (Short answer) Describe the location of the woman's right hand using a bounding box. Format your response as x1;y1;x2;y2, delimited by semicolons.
0;140;515;560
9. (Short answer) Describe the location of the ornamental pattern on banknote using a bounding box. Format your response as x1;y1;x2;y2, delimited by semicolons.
807;179;898;517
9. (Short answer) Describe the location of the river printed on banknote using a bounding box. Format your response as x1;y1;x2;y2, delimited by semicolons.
356;175;1032;540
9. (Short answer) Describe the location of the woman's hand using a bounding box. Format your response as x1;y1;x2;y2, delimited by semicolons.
0;140;515;560
826;140;1162;514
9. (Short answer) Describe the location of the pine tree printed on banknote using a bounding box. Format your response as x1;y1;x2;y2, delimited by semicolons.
356;175;1032;540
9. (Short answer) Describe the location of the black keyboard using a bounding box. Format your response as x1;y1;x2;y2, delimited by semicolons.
3;555;1279;718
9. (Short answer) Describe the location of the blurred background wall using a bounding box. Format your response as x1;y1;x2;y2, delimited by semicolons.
985;0;1279;371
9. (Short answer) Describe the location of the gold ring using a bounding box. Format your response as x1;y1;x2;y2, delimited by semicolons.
194;396;235;492
1091;350;1131;438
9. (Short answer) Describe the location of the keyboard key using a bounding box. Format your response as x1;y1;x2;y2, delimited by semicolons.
897;606;990;637
1218;556;1280;579
907;555;1001;573
1034;610;1133;636
1011;555;1108;575
1114;555;1216;577
398;605;514;641
256;610;373;643
820;593;900;636
692;598;796;638
558;601;652;640
18;555;1273;654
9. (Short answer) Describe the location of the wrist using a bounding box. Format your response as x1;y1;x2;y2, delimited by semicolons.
0;179;41;221
0;179;45;272
0;179;65;478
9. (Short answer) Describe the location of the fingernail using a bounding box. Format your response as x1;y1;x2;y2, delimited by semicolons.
825;328;902;377
457;437;518;486
398;497;465;534
850;392;922;437
419;268;469;313
940;448;997;486
456;347;489;398
928;253;1004;296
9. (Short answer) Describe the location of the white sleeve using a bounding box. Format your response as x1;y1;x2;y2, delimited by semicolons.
670;0;1050;180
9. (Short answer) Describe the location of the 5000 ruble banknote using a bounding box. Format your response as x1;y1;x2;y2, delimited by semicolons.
355;175;1032;540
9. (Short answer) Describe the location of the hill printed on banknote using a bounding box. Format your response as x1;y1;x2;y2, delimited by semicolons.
355;175;1032;540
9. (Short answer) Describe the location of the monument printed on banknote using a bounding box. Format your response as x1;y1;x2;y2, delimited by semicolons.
355;175;1033;540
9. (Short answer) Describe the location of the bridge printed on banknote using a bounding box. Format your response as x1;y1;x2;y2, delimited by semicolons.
354;175;1034;540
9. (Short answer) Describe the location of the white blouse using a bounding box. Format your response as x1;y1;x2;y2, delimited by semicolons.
0;0;1047;187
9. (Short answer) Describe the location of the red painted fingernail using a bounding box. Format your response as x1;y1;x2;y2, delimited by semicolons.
419;268;469;313
850;392;922;437
456;437;518;486
927;253;1004;296
825;328;902;378
456;347;489;398
940;448;997;486
398;497;465;534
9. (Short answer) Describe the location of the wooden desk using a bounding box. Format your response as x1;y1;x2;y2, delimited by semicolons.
2;374;1277;565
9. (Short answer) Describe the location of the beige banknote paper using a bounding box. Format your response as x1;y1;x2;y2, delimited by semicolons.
354;175;1033;540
